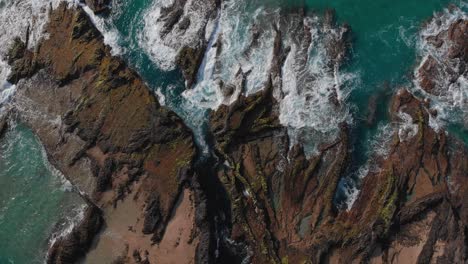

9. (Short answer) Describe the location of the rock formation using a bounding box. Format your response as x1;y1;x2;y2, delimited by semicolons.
207;8;468;264
5;1;468;264
154;0;220;87
8;2;208;263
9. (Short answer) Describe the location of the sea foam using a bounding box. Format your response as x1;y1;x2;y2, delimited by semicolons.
0;0;63;107
413;5;468;130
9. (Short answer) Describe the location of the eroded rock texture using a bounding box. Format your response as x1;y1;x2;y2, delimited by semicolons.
5;1;468;264
156;0;220;87
8;3;208;264
210;76;468;264
208;10;468;264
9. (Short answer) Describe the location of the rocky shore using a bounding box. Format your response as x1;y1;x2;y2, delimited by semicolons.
8;2;208;263
4;1;468;264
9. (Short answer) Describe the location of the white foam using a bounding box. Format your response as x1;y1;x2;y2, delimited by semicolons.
279;16;357;154
155;88;166;106
81;4;123;55
178;6;357;155
370;123;395;157
182;4;277;105
413;5;468;130
139;0;216;71
397;110;419;141
0;0;65;109
47;203;87;253
139;1;177;71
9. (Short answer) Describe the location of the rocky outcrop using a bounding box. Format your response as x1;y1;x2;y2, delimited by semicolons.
209;81;468;264
47;205;103;264
210;80;350;263
6;1;468;263
207;11;468;264
152;0;220;87
8;3;206;263
417;8;467;99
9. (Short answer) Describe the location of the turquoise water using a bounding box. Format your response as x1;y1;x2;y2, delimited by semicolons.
0;0;467;262
0;124;83;264
105;0;465;200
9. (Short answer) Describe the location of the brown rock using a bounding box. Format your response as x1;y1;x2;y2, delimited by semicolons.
8;3;204;263
47;205;103;264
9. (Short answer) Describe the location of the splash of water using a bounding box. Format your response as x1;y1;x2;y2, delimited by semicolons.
413;4;468;130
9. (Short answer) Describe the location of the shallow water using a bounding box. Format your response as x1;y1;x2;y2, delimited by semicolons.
0;123;83;264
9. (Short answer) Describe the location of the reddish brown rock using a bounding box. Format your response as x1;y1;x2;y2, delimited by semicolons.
417;15;467;97
8;3;207;263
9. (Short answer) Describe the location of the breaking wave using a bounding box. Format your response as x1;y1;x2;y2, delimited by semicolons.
413;4;468;130
138;1;359;154
279;15;357;154
0;0;62;108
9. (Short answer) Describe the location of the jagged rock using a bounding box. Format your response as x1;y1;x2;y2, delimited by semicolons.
207;11;468;264
209;76;351;263
47;205;103;264
210;80;468;263
8;3;204;263
6;38;40;84
417;14;467;97
6;1;468;263
176;44;206;88
142;194;162;235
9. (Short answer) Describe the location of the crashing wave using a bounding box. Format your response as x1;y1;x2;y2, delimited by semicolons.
279;14;356;154
176;5;356;155
139;0;219;71
413;4;468;131
0;0;64;108
81;4;123;55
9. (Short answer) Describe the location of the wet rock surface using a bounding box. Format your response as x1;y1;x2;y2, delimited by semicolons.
47;205;103;264
5;2;468;264
207;11;468;264
8;3;206;264
417;11;467;98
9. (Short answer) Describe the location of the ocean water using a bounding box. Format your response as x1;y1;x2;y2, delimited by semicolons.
101;0;466;207
0;0;467;262
0;123;83;264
